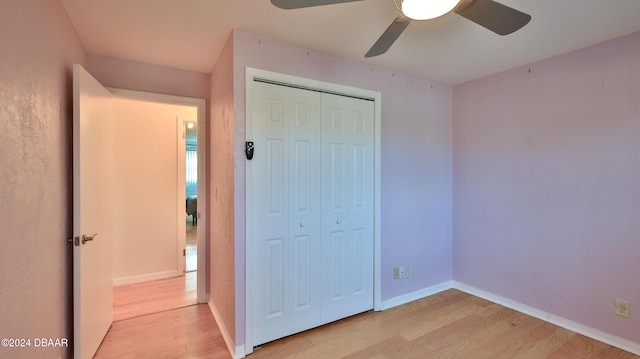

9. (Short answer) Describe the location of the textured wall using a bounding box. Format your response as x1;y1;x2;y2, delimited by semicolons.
209;34;237;348
453;31;640;343
232;29;453;345
0;1;85;358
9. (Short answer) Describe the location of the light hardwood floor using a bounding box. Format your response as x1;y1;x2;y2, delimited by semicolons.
97;288;638;358
250;289;639;359
113;271;197;322
95;304;231;359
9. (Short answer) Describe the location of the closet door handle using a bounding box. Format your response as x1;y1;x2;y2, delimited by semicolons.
299;222;305;228
336;219;341;225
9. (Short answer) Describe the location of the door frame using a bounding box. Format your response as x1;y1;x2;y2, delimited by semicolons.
244;67;382;354
108;88;208;303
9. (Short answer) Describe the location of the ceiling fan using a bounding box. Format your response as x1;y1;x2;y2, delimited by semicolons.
271;0;531;57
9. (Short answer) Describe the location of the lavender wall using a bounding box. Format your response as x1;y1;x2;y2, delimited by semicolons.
453;31;640;342
232;30;453;345
0;1;85;358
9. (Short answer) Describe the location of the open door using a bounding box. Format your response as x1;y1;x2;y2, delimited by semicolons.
72;64;114;359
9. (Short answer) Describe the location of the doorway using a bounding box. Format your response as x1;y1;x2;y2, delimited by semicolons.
108;88;207;320
185;124;198;273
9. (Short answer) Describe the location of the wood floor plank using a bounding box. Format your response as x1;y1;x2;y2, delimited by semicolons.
503;322;575;358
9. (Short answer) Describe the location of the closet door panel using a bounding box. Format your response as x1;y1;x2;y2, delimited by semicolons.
265;237;285;318
253;90;290;343
351;227;366;294
251;82;322;345
346;101;375;312
289;97;322;316
321;93;375;323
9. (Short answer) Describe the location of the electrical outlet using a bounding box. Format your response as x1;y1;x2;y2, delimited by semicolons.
615;298;630;318
394;265;412;279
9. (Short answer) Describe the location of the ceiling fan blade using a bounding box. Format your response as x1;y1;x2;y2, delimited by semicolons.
455;0;531;35
271;0;365;10
365;16;411;58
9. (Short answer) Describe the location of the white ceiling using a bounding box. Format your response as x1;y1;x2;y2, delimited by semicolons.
60;0;640;85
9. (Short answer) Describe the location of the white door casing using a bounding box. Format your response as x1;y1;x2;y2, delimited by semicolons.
73;64;114;359
246;69;381;352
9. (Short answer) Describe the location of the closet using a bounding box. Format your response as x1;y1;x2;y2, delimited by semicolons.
247;78;375;347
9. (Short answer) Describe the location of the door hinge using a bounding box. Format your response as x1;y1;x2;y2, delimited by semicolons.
183;248;186;256
67;236;80;246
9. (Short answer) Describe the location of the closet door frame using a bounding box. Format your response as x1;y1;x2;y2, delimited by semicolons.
245;67;382;355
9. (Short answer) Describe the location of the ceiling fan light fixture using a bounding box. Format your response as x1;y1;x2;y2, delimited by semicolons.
401;0;461;20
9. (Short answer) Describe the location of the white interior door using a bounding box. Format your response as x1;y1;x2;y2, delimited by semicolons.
250;82;323;345
320;93;375;323
73;64;114;359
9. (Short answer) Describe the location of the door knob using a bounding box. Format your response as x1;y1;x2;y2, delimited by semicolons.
82;233;98;245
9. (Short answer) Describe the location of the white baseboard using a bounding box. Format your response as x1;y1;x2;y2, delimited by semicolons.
453;281;640;356
112;270;179;287
379;281;453;310
208;300;246;359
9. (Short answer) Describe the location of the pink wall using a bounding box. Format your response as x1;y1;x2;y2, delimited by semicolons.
453;31;640;342
112;99;197;283
0;1;85;358
231;30;453;345
86;54;210;99
209;35;237;346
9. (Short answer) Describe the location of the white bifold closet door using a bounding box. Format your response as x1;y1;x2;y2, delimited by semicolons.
251;81;374;346
320;92;374;323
